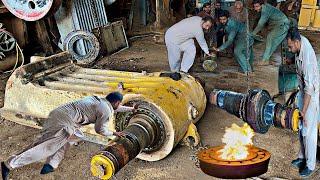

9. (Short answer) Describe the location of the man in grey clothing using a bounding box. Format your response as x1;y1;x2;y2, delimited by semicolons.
165;16;214;73
1;92;135;180
286;28;319;177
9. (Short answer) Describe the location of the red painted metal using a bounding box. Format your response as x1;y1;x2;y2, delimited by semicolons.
1;0;59;21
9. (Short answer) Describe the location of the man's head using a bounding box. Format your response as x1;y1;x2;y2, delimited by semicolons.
106;92;123;110
252;0;264;12
286;27;301;53
218;10;229;25
203;2;211;13
234;0;244;13
215;0;222;10
202;16;214;30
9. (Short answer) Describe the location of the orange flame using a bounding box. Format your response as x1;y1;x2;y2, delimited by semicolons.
218;123;254;160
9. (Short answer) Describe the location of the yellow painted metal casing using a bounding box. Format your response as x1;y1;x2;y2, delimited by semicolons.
0;52;207;161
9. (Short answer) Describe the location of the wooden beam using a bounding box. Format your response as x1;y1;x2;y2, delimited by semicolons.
35;20;54;55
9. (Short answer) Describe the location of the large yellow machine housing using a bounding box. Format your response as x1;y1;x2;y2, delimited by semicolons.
0;52;207;162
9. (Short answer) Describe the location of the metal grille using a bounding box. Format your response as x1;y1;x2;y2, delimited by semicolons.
73;0;108;31
72;0;108;54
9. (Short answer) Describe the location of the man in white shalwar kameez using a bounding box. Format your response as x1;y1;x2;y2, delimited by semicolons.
165;16;214;73
287;28;319;177
1;92;136;180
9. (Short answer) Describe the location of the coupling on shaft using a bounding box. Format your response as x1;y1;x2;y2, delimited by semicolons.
210;89;300;133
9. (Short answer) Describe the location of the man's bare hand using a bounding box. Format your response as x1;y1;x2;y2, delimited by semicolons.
113;131;126;137
212;47;220;52
300;111;307;127
283;57;293;65
132;103;139;112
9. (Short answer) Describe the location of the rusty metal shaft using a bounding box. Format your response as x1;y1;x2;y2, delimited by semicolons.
91;114;163;179
210;89;300;133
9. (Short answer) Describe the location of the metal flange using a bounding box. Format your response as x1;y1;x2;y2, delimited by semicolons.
115;100;166;152
198;146;271;179
63;30;100;65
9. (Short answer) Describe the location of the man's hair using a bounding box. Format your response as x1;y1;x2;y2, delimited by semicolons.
202;15;214;23
252;0;264;5
203;2;211;8
216;0;221;4
106;92;123;103
286;27;301;41
218;10;229;18
235;0;243;5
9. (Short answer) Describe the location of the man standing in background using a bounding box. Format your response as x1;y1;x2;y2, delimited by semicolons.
165;16;214;73
252;0;290;66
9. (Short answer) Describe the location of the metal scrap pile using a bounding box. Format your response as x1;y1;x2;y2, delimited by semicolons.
0;0;128;66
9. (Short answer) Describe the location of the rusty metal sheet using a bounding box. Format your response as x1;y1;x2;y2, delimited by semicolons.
92;21;129;56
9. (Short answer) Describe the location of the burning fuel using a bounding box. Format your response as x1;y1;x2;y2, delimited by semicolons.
198;122;270;179
218;123;254;160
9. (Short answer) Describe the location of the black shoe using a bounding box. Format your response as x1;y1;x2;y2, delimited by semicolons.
299;167;314;177
159;72;181;81
291;158;306;169
1;162;10;180
169;72;181;81
40;164;54;175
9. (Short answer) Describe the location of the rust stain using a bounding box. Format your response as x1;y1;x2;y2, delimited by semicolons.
6;80;13;90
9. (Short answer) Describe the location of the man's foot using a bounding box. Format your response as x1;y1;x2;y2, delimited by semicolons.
299;167;314;177
1;162;10;180
159;72;182;81
291;158;306;169
255;61;270;66
40;164;54;175
169;72;182;81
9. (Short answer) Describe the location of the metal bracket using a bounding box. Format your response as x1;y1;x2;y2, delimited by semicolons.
180;123;200;147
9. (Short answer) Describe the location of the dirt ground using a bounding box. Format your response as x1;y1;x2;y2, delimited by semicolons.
1;31;320;180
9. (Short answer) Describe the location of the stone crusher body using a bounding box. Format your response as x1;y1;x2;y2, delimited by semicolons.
0;52;207;179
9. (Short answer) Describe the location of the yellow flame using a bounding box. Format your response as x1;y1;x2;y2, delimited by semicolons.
218;123;254;160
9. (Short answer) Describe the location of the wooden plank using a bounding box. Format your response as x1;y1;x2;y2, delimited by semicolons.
35;20;54;55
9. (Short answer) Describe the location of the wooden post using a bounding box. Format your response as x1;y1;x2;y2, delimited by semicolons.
155;0;161;28
35;20;54;55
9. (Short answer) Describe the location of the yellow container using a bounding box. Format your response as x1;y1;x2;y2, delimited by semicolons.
301;0;317;6
298;4;320;30
299;6;314;27
314;10;320;28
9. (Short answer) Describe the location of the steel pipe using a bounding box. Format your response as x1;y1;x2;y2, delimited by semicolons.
210;89;300;133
